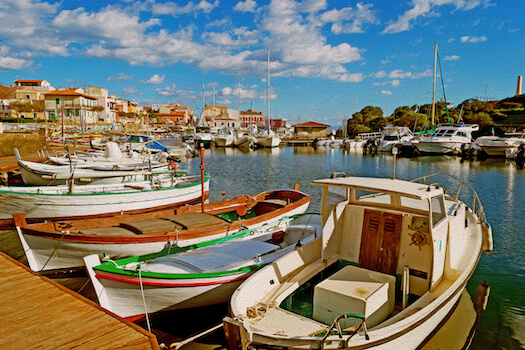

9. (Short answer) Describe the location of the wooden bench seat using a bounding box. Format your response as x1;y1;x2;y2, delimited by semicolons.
119;219;182;234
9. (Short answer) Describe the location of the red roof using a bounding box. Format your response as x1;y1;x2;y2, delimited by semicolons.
14;79;45;83
45;89;96;99
293;121;330;128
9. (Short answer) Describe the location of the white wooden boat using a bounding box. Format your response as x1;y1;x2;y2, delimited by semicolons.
225;173;493;349
47;141;170;168
84;213;321;320
16;149;170;186
194;126;213;148
234;134;257;149
13;189;310;272
415;124;479;155
1;173;209;229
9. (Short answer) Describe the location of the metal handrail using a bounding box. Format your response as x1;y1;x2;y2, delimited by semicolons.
410;173;487;223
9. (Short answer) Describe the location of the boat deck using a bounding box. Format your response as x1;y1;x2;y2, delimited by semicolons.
0;251;160;350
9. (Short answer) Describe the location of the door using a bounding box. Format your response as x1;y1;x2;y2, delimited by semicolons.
359;209;402;275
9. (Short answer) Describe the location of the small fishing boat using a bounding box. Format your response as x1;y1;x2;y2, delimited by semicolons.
13;188;310;272
84;213;321;320
256;130;281;148
415;124;479;155
16;149;171;186
225;173;493;349
1;172;209;230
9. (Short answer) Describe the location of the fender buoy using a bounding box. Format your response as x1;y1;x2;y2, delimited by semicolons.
170;160;179;171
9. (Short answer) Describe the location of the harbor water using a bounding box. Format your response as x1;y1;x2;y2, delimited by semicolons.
1;145;523;349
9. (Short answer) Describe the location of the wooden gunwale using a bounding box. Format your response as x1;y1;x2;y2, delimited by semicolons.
16;190;311;244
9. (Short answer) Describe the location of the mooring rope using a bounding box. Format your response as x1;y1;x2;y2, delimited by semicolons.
138;268;152;333
40;230;68;271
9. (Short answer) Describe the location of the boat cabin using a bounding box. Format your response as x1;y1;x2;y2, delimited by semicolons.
279;175;469;329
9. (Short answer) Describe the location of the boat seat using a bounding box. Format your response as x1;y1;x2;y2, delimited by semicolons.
260;199;288;206
161;212;229;230
119;219;183;234
80;226;138;236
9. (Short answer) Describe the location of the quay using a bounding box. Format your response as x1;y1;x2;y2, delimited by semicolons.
0;251;160;350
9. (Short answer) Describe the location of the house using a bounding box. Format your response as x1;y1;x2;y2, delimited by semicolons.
149;104;194;125
13;87;47;120
240;109;265;129
44;89;98;125
0;85;16;118
293;121;330;139
14;79;55;91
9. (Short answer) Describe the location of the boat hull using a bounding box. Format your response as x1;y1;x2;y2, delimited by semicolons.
1;175;209;228
256;136;280;148
15;191;310;271
415;141;468;154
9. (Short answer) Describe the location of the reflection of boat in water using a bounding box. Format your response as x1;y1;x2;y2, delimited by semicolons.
225;173;493;349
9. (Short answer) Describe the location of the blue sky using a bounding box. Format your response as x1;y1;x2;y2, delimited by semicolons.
0;0;523;127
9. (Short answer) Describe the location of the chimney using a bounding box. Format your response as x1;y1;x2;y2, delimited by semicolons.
517;76;523;96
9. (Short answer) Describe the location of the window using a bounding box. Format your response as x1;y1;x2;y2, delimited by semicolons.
431;196;446;227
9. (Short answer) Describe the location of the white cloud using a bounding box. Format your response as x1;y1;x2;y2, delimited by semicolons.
151;0;219;16
320;3;378;34
155;84;178;96
122;86;138;94
389;69;412;79
234;0;257;13
0;56;31;71
382;0;489;34
460;35;487;43
443;55;460;61
381;90;393;95
107;73;135;82
373;79;400;87
142;74;166;84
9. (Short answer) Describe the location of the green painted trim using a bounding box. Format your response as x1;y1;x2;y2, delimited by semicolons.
0;173;210;196
94;213;310;279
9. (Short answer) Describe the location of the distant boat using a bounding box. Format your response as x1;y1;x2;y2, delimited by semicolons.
194;126;213;149
214;128;236;147
13;188;310;272
84;213;321;320
377;125;413;152
15;149;170;186
476;132;525;157
0;172;209;230
225;173;493;349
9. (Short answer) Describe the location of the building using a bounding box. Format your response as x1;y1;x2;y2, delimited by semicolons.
14;79;55;91
240;109;265;129
293;121;330;139
44;88;98;125
13;87;47;120
0;85;16;118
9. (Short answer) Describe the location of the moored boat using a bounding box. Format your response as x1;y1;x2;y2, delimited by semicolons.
415;124;479;155
13;188;310;272
84;213;321;320
1;172;209;230
224;173;493;349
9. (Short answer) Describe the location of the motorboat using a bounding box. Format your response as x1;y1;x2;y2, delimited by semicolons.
414;124;479;155
476;133;525;157
214;128;236;147
377;125;414;152
84;213;321;320
225;173;493;349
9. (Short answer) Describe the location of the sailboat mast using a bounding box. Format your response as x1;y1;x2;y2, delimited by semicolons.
267;46;270;131
431;42;437;126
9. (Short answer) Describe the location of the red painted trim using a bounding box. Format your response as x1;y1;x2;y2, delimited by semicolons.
96;273;248;287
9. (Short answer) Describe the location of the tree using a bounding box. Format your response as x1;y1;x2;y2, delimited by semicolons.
9;101;33;122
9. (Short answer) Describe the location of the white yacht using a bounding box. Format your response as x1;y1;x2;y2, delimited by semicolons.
377;125;414;152
415;124;479;155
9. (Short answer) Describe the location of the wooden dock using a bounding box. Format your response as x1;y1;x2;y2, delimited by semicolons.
0;251;160;350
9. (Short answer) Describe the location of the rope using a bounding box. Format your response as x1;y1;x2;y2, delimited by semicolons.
138;268;152;333
210;175;229;198
40;230;68;271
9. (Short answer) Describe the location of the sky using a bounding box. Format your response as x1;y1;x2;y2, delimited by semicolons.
0;0;523;128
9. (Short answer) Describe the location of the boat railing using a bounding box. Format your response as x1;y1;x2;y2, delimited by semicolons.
410;173;488;223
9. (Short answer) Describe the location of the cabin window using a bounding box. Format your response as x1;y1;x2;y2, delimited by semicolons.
431;196;446;227
355;189;392;205
444;130;455;136
400;196;428;211
457;131;467;137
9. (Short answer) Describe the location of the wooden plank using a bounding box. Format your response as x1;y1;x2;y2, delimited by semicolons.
0;252;159;350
